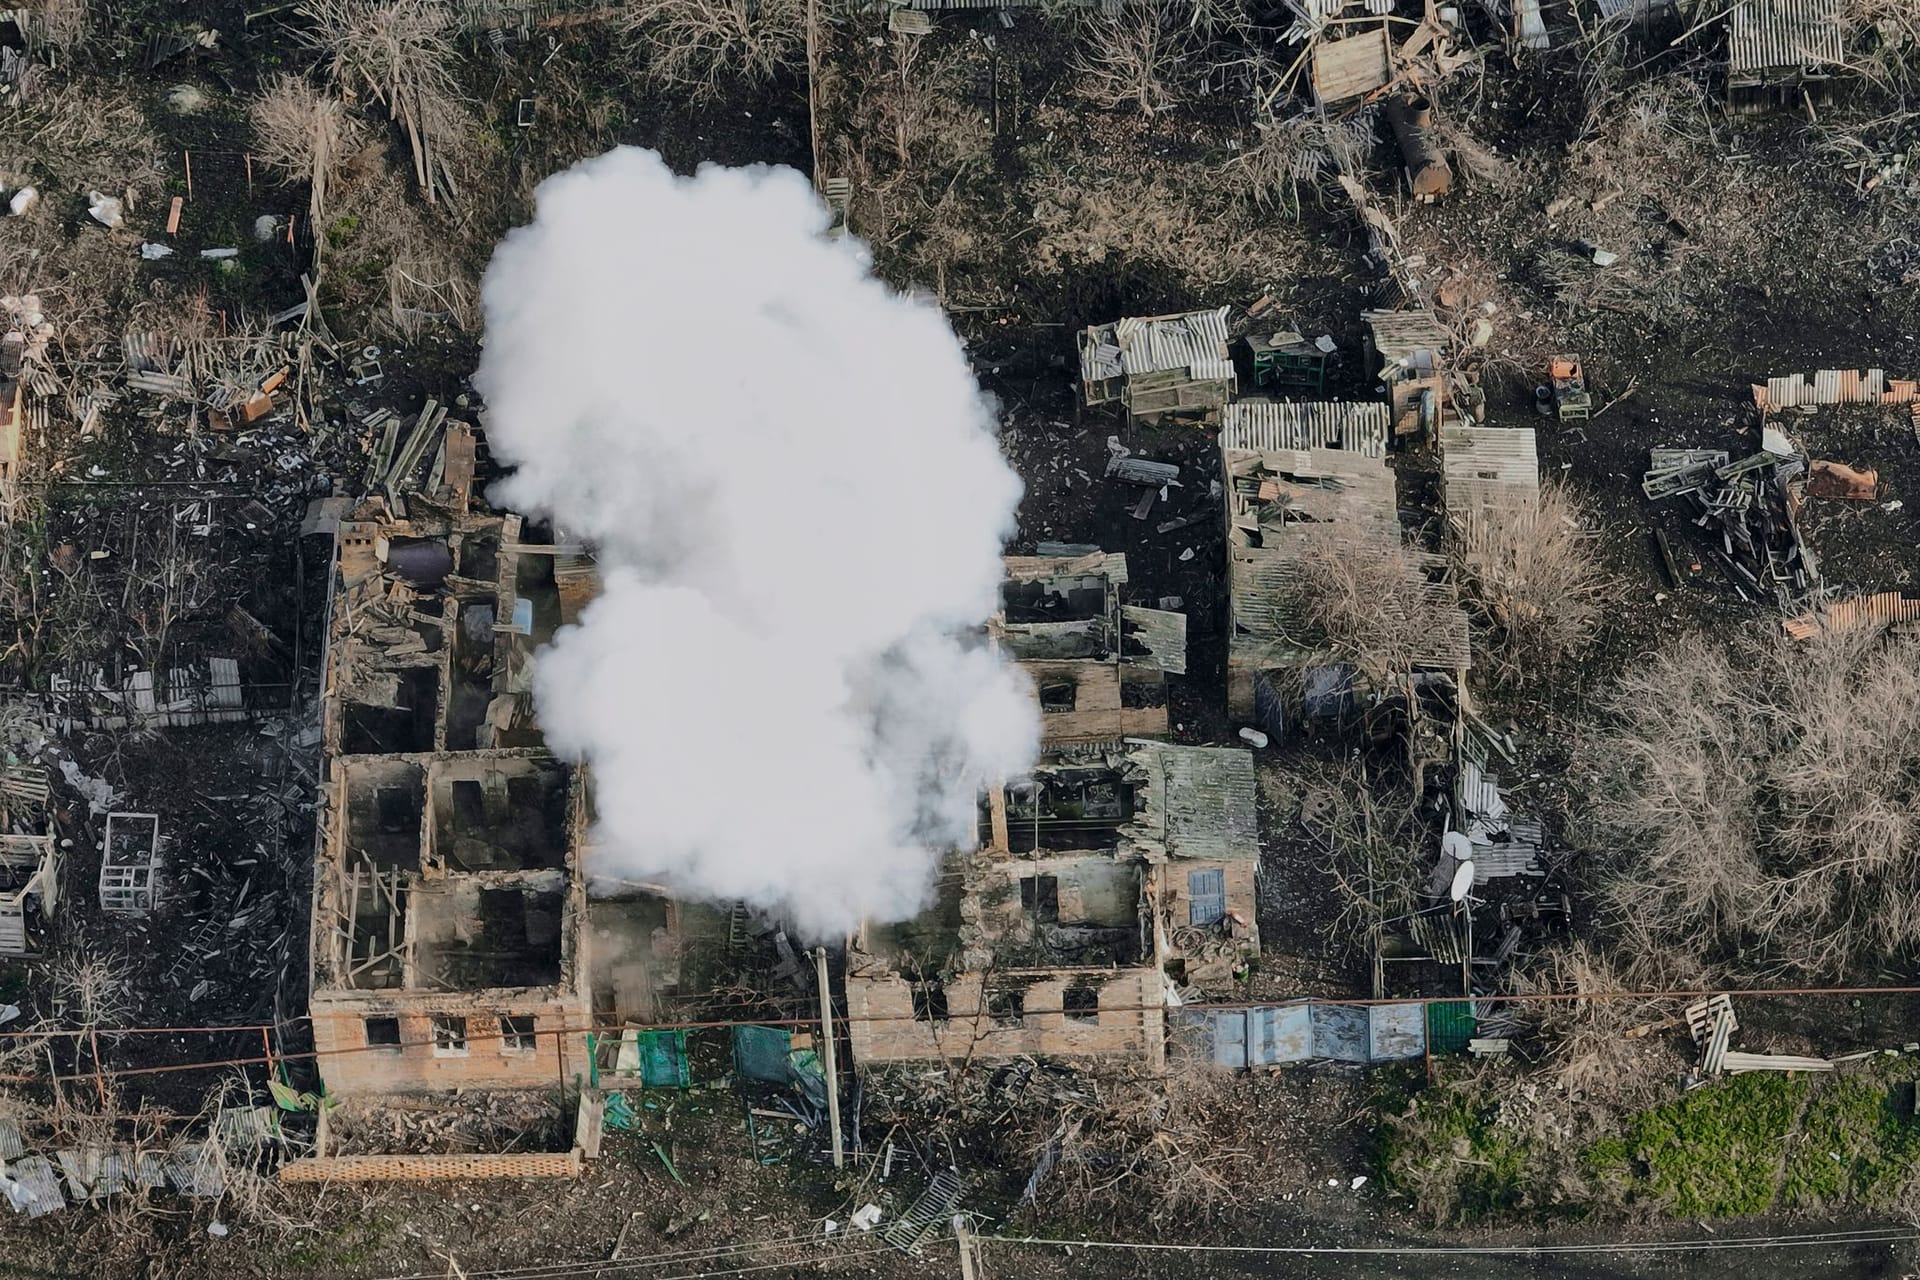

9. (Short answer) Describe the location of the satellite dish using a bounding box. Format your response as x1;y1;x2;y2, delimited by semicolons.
1449;860;1476;903
1441;831;1474;865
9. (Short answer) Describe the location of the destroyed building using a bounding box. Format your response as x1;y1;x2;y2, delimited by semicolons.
844;740;1259;1070
1079;309;1236;424
998;551;1185;745
1220;404;1469;745
1362;309;1451;439
310;498;598;1093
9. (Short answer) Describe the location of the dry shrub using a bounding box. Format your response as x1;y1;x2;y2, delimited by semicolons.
619;0;805;98
1223;112;1343;215
52;950;133;1029
17;0;89;52
1844;0;1920;100
325;152;479;339
1024;167;1274;287
1587;626;1920;977
996;1041;1259;1225
249;74;360;225
1450;483;1610;680
1293;534;1463;680
1508;940;1712;1102
1069;7;1191;117
298;0;470;203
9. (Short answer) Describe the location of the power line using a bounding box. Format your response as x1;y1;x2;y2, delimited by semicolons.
361;1232;829;1280
369;1243;911;1280
9;980;1920;1085
985;1227;1920;1257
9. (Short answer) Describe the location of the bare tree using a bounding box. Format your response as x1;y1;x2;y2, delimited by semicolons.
1449;483;1611;680
1586;627;1920;976
1293;534;1462;680
618;0;806;99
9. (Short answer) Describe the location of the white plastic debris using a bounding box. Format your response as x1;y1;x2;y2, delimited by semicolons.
1883;499;1904;513
0;1004;19;1028
1178;547;1195;562
1350;1176;1369;1191
1327;1177;1340;1187
58;758;119;814
8;187;37;216
87;192;124;229
1590;247;1619;267
851;1204;882;1231
207;1221;229;1238
1238;727;1269;749
823;1219;839;1235
253;214;279;242
1314;334;1337;353
1470;318;1494;348
200;247;239;259
140;243;175;260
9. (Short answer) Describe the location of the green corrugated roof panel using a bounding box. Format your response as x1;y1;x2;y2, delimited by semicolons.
1426;1000;1476;1055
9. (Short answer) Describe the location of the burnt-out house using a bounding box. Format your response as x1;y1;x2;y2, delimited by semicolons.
1221;413;1470;751
843;740;1259;1070
310;501;593;1093
998;551;1185;746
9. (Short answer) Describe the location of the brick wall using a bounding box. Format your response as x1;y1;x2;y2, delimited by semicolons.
312;990;591;1095
846;969;1165;1069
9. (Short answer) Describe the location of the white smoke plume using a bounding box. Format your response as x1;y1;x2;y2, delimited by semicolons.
473;148;1037;939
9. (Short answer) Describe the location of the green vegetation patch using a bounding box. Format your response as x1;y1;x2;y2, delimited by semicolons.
1780;1066;1920;1210
1608;1073;1808;1217
1379;1065;1920;1226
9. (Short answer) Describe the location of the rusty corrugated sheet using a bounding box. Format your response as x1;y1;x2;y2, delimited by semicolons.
1753;369;1920;410
1782;592;1920;640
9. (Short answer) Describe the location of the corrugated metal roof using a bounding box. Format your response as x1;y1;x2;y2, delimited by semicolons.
1219;401;1389;457
1311;28;1392;103
1727;0;1845;79
1080;309;1233;393
1124;740;1259;862
1440;425;1539;513
1119;605;1188;675
1362;308;1449;366
1003;550;1128;586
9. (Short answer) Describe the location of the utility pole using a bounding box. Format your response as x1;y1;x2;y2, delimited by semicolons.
814;947;844;1169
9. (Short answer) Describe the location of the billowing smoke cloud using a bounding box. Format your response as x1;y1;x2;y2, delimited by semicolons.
473;148;1037;938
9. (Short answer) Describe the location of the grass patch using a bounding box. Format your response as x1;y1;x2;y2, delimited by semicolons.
1780;1066;1920;1210
1378;1077;1544;1226
1379;1065;1920;1225
1608;1073;1808;1217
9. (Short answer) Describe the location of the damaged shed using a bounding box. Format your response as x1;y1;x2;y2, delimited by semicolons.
1079;309;1235;424
1221;434;1468;738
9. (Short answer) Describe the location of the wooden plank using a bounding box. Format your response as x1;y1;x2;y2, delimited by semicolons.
166;197;183;235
